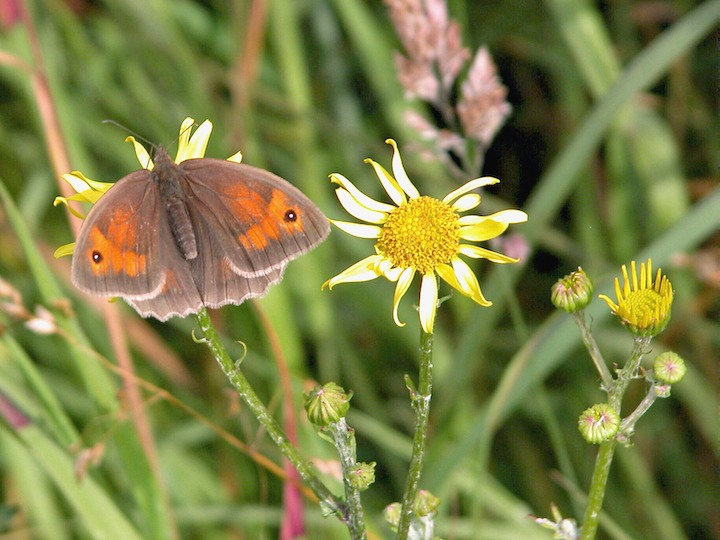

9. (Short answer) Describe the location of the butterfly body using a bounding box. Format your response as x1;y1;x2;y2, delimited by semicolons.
155;152;199;260
71;147;329;320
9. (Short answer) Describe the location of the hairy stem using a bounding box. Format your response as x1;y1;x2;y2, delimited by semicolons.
573;311;613;390
580;336;651;539
327;419;367;539
396;329;435;539
580;438;617;540
194;309;345;520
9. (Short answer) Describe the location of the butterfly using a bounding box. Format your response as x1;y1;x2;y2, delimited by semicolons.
71;146;329;320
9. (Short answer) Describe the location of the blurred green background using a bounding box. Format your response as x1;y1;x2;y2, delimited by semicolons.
0;0;717;538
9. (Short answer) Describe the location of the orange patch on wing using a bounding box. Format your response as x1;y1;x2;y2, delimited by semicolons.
87;225;146;278
237;189;304;251
221;182;254;200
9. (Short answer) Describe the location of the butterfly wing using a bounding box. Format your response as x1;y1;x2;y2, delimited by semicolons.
187;209;288;308
178;158;330;278
71;171;203;320
72;156;328;320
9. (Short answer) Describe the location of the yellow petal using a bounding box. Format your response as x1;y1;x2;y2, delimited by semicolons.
372;253;400;279
61;172;91;193
458;219;509;241
392;267;415;327
383;266;404;281
330;173;396;213
178;119;212;162
323;255;384;289
385;139;420;199
176;117;196;157
52;197;87;219
451;193;481;212
486;209;528;224
418;273;438;333
125;136;153;169
336;188;388;224
598;293;619;312
622;264;632;296
226;150;243;163
364;158;406;207
54;242;76;258
452;258;482;297
330;220;382;238
61;171;114;195
442;177;499;204
458;244;519;263
436;261;491;306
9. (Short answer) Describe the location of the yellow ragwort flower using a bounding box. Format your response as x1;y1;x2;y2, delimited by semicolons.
598;259;673;337
53;118;239;258
323;139;528;333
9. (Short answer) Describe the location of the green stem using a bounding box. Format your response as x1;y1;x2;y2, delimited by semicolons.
328;418;367;540
580;336;650;539
396;329;435;539
619;383;657;440
194;309;345;520
608;337;650;410
580;438;617;540
573;311;614;391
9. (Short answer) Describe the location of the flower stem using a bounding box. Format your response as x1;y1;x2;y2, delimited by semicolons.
396;329;435;539
580;438;617;540
327;418;367;540
194;309;345;520
580;336;651;539
609;337;651;410
572;311;613;391
619;384;657;439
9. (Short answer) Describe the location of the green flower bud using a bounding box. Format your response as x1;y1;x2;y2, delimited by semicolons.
413;490;440;517
653;352;687;384
304;382;352;427
551;268;594;313
383;502;402;530
578;403;620;444
654;383;672;398
347;461;376;491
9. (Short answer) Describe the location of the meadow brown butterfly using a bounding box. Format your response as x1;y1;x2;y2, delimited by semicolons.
71;146;329;320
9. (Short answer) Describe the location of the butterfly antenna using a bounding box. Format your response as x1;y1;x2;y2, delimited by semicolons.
178;120;198;142
101;120;156;147
102;120;165;168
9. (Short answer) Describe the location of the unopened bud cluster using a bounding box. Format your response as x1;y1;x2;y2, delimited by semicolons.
304;382;352;427
578;404;620;444
551;268;594;313
384;489;440;531
347;461;376;491
653;352;686;385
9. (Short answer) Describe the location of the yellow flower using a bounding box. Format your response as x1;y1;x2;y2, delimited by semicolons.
323;139;528;333
53;118;238;258
598;259;673;337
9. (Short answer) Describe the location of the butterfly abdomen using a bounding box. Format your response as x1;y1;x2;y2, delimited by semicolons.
154;148;198;261
165;196;198;260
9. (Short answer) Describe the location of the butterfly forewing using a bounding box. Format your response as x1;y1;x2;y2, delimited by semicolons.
71;171;169;297
179;159;330;276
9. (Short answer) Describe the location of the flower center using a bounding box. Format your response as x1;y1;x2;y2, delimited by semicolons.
376;196;460;274
617;289;665;329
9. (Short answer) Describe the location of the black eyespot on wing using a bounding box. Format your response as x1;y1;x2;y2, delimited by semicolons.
284;209;297;222
92;251;103;264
